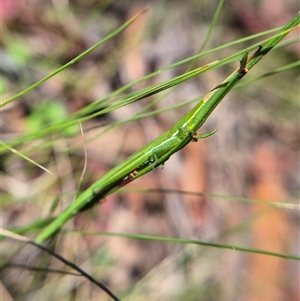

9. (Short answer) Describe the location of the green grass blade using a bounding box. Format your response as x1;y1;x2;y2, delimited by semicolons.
2;7;148;107
79;231;300;261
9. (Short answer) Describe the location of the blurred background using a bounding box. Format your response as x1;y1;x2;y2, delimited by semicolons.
1;0;299;300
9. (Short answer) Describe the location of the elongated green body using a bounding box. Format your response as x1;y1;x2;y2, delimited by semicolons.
35;50;255;243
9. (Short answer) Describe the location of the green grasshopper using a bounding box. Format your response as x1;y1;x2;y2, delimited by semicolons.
35;47;261;244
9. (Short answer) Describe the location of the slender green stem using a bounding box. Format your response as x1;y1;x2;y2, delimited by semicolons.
1;7;148;107
83;231;300;261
